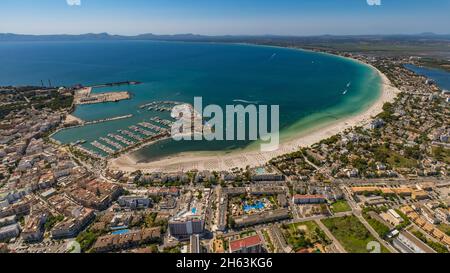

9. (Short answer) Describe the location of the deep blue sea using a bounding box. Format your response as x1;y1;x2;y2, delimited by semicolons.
0;41;382;160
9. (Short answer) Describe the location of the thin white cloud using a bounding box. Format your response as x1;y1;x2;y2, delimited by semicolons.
67;0;81;6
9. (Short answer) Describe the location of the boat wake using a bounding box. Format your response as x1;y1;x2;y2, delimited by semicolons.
233;99;260;104
342;81;351;95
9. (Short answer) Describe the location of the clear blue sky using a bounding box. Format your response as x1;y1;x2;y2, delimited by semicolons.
1;0;449;35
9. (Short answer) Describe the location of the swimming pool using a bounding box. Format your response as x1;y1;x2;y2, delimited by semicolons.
111;229;130;235
255;167;267;175
243;201;265;212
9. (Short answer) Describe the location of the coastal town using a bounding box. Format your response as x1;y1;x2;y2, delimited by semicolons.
1;50;450;254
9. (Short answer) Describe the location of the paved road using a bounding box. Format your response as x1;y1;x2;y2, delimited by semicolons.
315;219;347;253
354;212;398;253
288;211;353;225
268;226;291;253
335;177;448;185
302;155;320;171
338;185;398;253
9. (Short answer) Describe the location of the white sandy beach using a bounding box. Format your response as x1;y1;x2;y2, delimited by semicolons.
108;57;400;173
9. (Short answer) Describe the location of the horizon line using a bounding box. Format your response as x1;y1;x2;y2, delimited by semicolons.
2;32;450;37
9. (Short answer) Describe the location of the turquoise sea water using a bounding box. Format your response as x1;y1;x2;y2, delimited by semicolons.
0;41;382;160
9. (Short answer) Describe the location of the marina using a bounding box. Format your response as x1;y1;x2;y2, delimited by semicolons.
108;133;135;146
100;137;124;150
62;96;179;157
129;125;154;137
140;101;183;112
138;122;165;133
59;96;183;158
82;118;174;158
119;130;144;142
91;140;115;155
151;117;173;127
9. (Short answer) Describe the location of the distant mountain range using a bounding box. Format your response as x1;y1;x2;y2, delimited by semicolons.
1;32;450;42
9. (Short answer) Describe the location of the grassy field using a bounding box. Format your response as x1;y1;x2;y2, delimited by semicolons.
418;58;450;72
432;146;450;165
330;200;352;213
363;212;391;238
280;221;330;252
411;229;449;253
321;216;389;253
262;229;275;253
239;230;257;238
437;224;450;236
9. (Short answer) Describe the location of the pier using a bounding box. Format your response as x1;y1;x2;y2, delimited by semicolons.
91;140;115;155
139;100;183;112
70;139;86;146
138;122;165;133
90;81;141;88
74;145;103;159
130;125;154;137
100;137;123;150
119;129;144;141
108;133;135;146
81;117;173;158
139;100;182;109
109;130;171;156
84;114;133;125
151;116;173;127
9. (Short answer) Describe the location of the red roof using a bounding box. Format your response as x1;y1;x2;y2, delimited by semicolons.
230;235;262;252
296;248;311;253
293;194;326;199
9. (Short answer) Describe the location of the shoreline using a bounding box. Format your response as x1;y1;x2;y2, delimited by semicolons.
108;52;401;173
